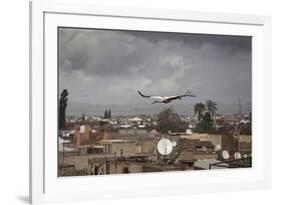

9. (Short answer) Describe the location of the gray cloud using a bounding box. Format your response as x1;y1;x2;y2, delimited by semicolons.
58;27;251;114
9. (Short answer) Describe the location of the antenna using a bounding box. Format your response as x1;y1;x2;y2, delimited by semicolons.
238;97;242;114
222;150;230;160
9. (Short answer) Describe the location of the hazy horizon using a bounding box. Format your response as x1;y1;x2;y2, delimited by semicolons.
65;100;251;117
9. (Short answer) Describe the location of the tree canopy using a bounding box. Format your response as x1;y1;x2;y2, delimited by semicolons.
194;102;206;121
157;107;188;133
193;100;218;133
104;109;112;119
59;89;68;130
205;99;218;117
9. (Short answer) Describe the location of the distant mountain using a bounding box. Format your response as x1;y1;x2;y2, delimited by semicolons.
66;101;251;117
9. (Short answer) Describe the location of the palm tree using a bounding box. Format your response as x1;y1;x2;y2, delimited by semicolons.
205;99;218;129
205;99;217;117
194;103;206;121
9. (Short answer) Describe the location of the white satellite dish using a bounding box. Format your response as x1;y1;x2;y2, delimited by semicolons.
234;152;242;159
171;141;177;146
186;129;193;135
157;138;173;156
202;145;208;152
215;144;221;151
222;150;230;160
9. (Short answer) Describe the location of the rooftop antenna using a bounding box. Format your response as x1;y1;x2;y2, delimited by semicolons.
238;97;242;114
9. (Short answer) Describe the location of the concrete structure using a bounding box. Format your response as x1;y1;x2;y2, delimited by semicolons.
59;130;252;176
74;125;92;148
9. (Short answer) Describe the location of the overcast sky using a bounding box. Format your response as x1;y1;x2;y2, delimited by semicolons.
58;27;251;115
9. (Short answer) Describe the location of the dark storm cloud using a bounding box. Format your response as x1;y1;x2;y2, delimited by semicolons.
58;27;251;113
126;30;251;54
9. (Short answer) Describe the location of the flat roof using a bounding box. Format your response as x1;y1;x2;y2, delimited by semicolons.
101;139;137;143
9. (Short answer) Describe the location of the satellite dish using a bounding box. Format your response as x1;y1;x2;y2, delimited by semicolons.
234;152;242;159
243;154;248;158
171;141;177;146
222;150;230;160
215;144;221;151
202;145;208;152
186;129;193;135
157;138;173;156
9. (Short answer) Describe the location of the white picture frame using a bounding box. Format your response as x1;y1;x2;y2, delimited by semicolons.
30;1;272;204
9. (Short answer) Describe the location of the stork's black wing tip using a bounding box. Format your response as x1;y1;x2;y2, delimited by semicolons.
137;90;146;97
185;90;196;97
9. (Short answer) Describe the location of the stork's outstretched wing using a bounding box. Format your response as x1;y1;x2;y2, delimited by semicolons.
163;90;196;101
137;91;163;100
137;91;150;98
179;90;196;98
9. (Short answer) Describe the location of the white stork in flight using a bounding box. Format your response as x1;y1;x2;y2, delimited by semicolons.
137;90;196;104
